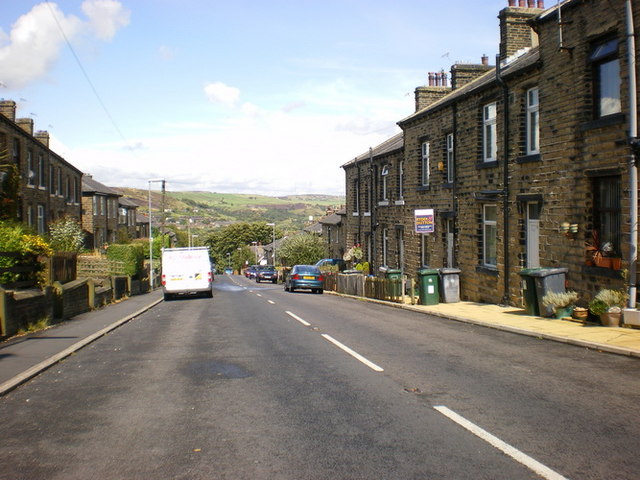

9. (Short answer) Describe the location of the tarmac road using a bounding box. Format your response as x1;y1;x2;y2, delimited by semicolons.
0;274;639;479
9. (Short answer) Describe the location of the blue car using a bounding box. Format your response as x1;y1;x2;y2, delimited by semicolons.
284;265;324;294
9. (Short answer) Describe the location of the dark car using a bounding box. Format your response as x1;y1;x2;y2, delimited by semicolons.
315;258;346;271
284;265;324;294
256;265;278;284
245;265;259;278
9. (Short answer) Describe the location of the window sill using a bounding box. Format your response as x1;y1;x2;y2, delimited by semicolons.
352;212;360;217
394;200;405;206
363;212;371;217
582;264;624;279
477;160;498;169
476;265;499;276
580;113;625;132
417;186;430;192
378;200;389;207
516;153;541;164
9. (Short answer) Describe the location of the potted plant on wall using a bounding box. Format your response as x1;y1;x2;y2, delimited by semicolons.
585;230;622;269
588;289;628;327
542;291;579;319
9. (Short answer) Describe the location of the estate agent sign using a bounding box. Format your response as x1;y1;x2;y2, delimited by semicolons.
414;209;435;234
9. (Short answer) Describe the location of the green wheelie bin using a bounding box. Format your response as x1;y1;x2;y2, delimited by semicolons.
418;268;439;305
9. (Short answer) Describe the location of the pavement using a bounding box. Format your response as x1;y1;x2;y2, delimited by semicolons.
2;283;640;396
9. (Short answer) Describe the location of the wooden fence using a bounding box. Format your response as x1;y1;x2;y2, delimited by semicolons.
323;272;415;304
77;255;127;278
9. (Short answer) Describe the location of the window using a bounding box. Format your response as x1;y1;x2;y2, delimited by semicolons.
483;204;497;267
590;38;621;118
73;177;78;203
397;160;404;202
421;141;430;186
26;205;33;227
380;164;389;203
27;150;35;186
49;164;54;194
526;88;539;154
382;228;388;266
352;179;360;216
57;168;62;196
420;233;429;267
593;176;621;257
12;138;20;165
446;133;454;183
483;103;497;162
38;154;46;188
37;204;45;234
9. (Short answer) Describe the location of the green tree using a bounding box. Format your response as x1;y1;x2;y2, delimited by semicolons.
0;148;19;220
205;222;282;268
277;233;327;267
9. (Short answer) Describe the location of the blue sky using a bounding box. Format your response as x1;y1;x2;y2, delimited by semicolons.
1;0;510;195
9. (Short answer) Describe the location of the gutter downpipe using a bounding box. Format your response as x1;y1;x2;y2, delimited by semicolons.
369;147;377;273
626;0;638;308
496;55;511;306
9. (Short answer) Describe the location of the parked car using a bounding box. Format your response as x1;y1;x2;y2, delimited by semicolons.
245;265;259;278
256;265;278;283
224;267;233;275
284;265;324;294
315;258;346;271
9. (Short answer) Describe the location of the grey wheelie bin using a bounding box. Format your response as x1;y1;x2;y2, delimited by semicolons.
519;268;568;317
439;268;461;303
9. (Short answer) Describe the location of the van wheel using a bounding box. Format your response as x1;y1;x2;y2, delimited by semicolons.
318;289;323;294
163;293;172;301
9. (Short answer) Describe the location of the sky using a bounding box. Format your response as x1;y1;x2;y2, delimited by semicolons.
0;0;511;196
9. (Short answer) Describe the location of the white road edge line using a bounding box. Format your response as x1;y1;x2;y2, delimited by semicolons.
433;406;569;480
285;311;311;327
267;300;275;304
321;334;384;372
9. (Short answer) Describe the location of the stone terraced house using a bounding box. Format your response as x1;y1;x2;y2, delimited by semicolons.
343;0;640;307
0;100;82;233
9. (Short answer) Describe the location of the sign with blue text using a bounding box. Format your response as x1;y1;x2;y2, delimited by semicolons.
415;209;435;234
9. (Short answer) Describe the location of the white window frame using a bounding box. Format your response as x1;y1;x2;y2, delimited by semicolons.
379;164;389;205
57;168;62;196
38;154;46;188
37;204;45;234
27;151;35;187
483;103;497;162
421;141;430;187
483;204;498;267
526;88;540;155
446;133;454;183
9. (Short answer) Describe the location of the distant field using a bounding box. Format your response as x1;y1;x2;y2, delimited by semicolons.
112;188;345;231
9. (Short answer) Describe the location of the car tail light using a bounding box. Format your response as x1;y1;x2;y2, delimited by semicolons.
292;274;299;280
318;275;323;282
161;274;166;286
207;271;212;282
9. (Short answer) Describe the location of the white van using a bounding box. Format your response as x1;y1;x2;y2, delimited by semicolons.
161;247;213;300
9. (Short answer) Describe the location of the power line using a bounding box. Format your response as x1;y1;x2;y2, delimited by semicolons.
44;0;132;149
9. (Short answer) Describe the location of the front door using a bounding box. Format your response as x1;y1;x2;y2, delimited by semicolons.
446;218;455;267
526;202;540;268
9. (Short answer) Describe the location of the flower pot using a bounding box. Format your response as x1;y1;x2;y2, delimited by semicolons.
554;306;573;319
572;307;588;320
594;256;612;268
610;257;622;270
599;312;622;327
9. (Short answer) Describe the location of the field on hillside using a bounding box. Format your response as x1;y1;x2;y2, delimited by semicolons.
112;188;345;231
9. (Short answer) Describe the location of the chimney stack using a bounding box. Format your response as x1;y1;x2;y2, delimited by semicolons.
0;100;16;122
16;118;34;135
499;0;544;62
35;130;50;148
415;73;451;112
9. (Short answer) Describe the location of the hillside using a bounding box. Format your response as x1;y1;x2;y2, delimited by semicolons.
111;188;345;232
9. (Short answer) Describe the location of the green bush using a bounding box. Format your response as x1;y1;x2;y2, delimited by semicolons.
106;244;145;278
48;217;85;252
0;220;52;286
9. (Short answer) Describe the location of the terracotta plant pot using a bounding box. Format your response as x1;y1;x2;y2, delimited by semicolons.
599;312;622;327
572;307;588;320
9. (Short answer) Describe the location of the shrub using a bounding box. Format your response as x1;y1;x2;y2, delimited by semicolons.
106;244;145;278
0;220;52;286
542;290;579;309
48;217;85;252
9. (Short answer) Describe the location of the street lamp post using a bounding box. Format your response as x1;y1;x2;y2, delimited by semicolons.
148;179;165;289
266;223;276;266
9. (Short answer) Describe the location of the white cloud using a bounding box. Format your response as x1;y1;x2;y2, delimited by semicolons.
204;81;241;107
81;0;131;41
0;1;129;89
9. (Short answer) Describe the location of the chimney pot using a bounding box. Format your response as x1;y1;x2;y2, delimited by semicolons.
481;54;489;65
519;0;526;6
508;0;516;5
537;0;544;7
528;0;535;7
428;72;435;86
